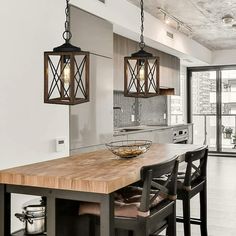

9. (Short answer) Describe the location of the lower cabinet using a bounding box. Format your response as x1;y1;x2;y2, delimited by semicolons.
153;129;174;143
113;129;174;144
127;131;155;141
112;134;128;142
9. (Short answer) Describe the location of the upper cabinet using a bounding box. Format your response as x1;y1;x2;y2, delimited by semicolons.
160;52;180;95
70;7;114;151
113;34;139;91
113;34;180;95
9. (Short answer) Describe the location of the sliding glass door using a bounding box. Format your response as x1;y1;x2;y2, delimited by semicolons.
188;66;236;154
221;69;236;152
190;70;217;152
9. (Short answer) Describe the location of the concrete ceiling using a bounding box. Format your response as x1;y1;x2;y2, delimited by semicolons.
127;0;236;50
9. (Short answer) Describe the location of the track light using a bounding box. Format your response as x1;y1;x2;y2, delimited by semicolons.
158;7;192;36
222;14;234;24
177;23;181;31
164;14;170;24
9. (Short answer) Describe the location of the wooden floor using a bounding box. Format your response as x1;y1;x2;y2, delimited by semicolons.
176;155;236;236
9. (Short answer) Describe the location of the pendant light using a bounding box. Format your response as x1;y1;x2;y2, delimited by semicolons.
124;0;160;98
44;0;89;105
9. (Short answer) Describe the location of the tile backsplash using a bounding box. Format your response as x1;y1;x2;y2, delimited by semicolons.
114;90;168;128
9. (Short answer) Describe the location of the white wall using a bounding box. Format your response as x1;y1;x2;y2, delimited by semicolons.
71;0;212;65
0;0;70;232
212;49;236;65
1;0;70;168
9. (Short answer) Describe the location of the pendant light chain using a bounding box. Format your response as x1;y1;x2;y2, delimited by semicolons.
63;0;72;43
44;0;90;105
139;0;145;50
124;0;160;98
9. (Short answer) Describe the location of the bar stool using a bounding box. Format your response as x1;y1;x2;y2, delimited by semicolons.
176;145;208;236
79;157;179;236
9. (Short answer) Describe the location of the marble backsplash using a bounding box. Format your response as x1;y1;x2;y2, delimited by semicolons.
113;90;168;128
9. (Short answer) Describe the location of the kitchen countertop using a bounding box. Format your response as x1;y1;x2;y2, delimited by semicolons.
114;123;193;136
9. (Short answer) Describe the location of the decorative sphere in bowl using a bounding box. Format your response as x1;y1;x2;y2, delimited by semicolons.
105;140;152;158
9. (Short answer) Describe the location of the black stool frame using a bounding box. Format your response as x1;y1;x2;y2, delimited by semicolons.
88;157;179;236
176;145;208;236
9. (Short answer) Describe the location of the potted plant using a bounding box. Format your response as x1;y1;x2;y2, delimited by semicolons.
232;133;236;144
223;127;233;139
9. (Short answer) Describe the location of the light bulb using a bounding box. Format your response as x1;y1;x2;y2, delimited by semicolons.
63;62;71;84
165;18;170;24
61;56;71;84
164;14;170;24
139;65;145;81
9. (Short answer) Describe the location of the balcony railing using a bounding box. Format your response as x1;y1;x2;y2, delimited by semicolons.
193;114;236;152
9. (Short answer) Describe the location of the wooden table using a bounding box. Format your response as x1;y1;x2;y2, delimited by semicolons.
0;143;201;236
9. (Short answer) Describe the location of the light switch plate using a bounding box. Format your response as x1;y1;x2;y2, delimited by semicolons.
131;114;135;122
55;138;66;152
163;113;167;120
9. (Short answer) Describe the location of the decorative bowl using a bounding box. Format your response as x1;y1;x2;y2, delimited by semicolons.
105;140;152;158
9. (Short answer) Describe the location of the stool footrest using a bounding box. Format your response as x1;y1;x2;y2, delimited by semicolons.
150;224;168;236
176;216;201;225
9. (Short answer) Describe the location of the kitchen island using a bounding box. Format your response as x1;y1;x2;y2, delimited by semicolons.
0;143;201;236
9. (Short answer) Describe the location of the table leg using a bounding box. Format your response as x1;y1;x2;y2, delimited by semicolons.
0;184;11;236
100;193;115;236
46;193;56;236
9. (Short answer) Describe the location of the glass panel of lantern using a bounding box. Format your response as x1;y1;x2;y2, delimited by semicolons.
44;51;89;105
124;56;159;98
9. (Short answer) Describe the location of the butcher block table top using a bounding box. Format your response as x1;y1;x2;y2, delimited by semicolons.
0;144;202;194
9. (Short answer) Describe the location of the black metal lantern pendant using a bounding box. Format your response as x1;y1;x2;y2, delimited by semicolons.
44;0;89;105
124;0;160;98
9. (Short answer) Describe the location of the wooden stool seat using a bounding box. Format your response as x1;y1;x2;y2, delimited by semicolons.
79;186;166;218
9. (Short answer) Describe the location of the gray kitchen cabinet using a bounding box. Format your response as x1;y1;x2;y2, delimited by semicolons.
160;52;171;88
113;128;174;144
70;7;114;152
172;56;180;95
112;134;128;142
70;54;113;150
71;7;113;58
112;131;155;143
127;131;154;141
113;34;139;91
153;128;174;144
160;53;180;95
122;129;173;143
